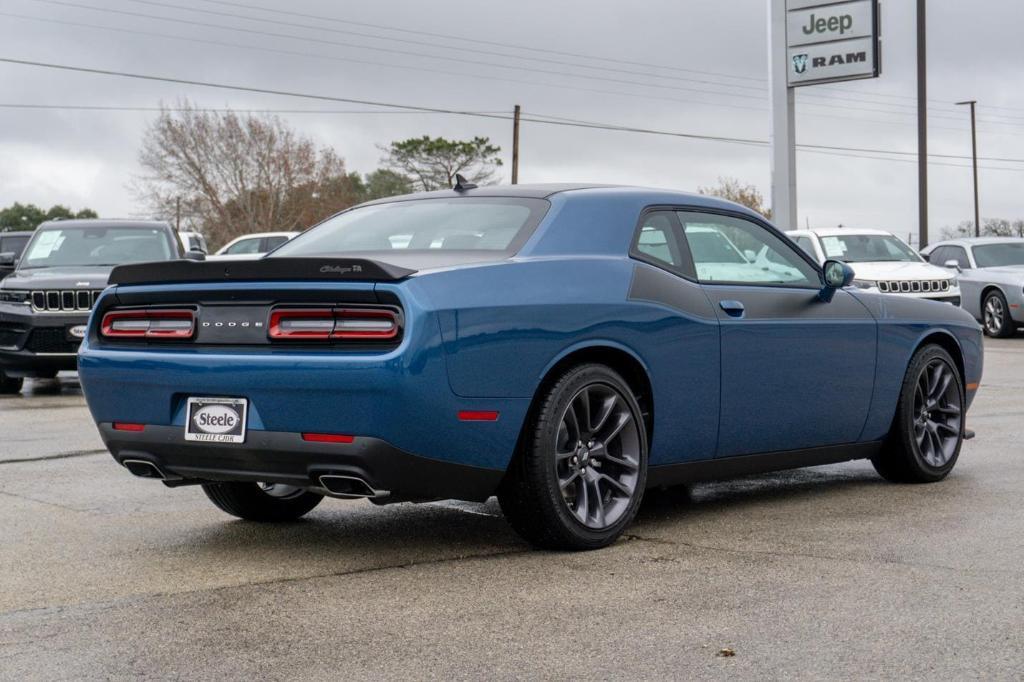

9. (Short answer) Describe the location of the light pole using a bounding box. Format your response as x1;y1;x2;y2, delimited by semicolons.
955;99;980;238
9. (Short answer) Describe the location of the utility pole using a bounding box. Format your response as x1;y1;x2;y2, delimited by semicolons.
768;0;796;229
916;0;928;248
511;104;521;185
175;196;181;232
955;99;980;237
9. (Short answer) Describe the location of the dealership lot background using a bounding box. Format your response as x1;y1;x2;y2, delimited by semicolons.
1;339;1021;677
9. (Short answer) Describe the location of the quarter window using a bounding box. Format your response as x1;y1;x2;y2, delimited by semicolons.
678;212;820;287
630;210;695;278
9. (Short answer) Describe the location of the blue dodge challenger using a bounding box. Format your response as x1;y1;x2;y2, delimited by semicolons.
79;184;983;550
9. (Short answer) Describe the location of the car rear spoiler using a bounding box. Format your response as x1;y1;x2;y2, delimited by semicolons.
108;258;417;286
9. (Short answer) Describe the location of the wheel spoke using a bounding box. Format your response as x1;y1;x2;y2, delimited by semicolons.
934;421;958;435
575;388;592;435
598;472;633;497
933;404;961;416
564;402;581;443
591;394;619;435
598;412;631;446
560;470;580;490
588;476;606;527
600;452;639;471
929;369;953;401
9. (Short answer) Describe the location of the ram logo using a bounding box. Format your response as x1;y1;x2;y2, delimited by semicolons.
792;54;809;74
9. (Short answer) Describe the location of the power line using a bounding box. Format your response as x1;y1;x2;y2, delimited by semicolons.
4;56;1023;169
0;103;507;114
186;0;767;84
117;0;766;93
27;0;770;102
15;7;1024;139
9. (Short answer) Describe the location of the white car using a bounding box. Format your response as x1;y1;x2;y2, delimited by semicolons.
207;231;300;261
177;231;208;255
787;228;960;304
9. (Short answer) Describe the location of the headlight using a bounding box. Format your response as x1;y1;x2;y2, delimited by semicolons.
851;279;878;290
0;289;30;304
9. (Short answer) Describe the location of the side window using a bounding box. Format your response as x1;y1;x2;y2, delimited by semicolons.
678;212;821;288
927;246;948;265
224;237;262;255
794;236;817;260
263;236;290;251
631;211;694;278
949;246;970;269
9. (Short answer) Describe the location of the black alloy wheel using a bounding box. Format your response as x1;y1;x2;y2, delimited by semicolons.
872;344;965;483
498;364;648;550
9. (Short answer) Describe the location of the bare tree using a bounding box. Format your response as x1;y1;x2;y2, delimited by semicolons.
697;177;773;220
136;101;362;248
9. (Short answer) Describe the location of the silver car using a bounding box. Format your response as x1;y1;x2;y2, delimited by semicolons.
921;237;1024;337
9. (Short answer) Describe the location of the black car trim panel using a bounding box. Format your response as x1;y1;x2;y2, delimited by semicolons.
109;257;418;286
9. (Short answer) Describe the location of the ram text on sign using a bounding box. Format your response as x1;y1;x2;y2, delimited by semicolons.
786;0;874;47
787;36;876;86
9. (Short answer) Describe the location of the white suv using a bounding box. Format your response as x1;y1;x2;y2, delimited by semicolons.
787;228;960;304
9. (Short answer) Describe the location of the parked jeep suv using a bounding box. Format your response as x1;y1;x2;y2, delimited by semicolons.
0;231;33;280
0;220;185;392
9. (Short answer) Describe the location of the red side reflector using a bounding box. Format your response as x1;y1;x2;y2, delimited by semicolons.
458;410;500;422
301;433;355;444
112;422;146;432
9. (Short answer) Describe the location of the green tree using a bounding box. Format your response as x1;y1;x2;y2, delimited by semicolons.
360;169;413;201
697;177;773;220
0;202;98;231
380;136;502;191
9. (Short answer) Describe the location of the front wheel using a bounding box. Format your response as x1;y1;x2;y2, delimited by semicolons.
982;290;1015;338
498;364;648;550
871;344;964;483
202;482;323;521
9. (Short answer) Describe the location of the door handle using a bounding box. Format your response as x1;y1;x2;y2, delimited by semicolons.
719;300;746;318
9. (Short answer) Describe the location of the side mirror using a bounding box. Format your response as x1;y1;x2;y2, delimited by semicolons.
943;259;963;273
820;259;855;302
183;250;206;261
0;252;15;267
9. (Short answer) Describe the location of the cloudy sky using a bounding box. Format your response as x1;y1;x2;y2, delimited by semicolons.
1;0;1022;242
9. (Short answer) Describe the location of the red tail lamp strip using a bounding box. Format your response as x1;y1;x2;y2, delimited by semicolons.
101;309;195;339
302;433;355;444
112;422;146;432
268;308;399;340
458;410;500;422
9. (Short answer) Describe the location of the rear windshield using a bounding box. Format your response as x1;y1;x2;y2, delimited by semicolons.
271;197;549;257
20;226;177;269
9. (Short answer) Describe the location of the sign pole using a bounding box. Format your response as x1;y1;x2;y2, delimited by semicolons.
769;0;797;229
917;0;928;248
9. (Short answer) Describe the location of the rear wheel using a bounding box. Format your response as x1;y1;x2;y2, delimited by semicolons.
871;344;964;483
0;372;23;394
498;364;647;550
202;481;323;521
982;290;1015;338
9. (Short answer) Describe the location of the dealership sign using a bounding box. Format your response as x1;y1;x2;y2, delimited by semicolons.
786;0;880;87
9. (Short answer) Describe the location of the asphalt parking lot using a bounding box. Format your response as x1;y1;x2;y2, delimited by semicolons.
1;338;1022;680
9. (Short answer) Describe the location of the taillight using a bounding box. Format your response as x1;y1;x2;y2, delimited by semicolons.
101;309;196;339
268;308;399;341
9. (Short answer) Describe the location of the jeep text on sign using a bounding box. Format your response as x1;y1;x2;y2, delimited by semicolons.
786;0;874;47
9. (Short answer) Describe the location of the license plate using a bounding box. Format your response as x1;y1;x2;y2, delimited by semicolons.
185;397;247;443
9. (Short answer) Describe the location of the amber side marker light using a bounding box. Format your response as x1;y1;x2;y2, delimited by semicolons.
966;382;980;391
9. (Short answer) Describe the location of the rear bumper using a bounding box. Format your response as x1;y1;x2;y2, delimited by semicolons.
100;423;504;502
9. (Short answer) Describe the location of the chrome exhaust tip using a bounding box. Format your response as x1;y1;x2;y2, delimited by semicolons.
317;474;389;499
122;459;167;480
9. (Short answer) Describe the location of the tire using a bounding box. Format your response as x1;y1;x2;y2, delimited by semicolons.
982;290;1015;338
871;344;965;483
498;364;648;551
202;482;323;522
0;372;23;394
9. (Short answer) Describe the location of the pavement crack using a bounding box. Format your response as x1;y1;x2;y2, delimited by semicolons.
0;449;106;465
621;532;1020;576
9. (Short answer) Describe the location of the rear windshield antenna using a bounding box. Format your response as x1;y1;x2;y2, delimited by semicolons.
453;174;477;192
